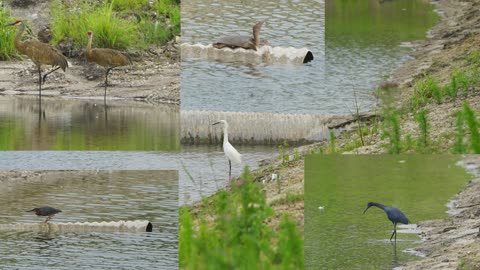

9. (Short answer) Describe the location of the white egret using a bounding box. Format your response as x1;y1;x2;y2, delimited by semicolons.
213;120;242;179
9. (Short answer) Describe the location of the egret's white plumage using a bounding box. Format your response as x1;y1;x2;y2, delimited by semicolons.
213;120;242;179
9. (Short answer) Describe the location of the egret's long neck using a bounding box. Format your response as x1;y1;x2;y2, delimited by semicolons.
223;124;229;146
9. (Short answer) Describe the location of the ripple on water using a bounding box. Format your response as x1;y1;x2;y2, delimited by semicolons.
0;171;178;269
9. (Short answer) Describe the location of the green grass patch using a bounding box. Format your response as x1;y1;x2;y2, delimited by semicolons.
110;0;149;11
462;103;480;153
410;76;442;110
50;0;138;50
0;7;18;60
453;109;467;154
467;50;480;66
329;130;336;153
49;0;180;53
179;167;304;270
381;107;402;154
414;110;429;151
270;193;304;207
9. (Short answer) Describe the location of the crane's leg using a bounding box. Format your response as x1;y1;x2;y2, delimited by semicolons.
229;159;232;180
104;68;113;100
37;66;42;97
42;66;61;83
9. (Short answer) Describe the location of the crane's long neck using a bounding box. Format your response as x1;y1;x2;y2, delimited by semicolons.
14;23;26;52
86;35;93;54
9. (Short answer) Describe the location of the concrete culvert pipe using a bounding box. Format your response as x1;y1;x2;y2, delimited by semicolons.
0;220;153;233
181;43;314;64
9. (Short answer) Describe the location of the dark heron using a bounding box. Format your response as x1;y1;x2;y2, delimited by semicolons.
363;202;409;242
27;206;62;223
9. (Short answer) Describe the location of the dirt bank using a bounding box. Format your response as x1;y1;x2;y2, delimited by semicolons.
1;1;180;105
309;0;480;268
205;0;480;267
404;155;480;270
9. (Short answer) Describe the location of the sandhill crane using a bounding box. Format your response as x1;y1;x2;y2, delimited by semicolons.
8;20;68;97
86;31;131;100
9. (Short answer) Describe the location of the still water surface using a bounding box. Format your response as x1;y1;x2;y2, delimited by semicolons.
181;0;325;113
0;171;178;269
179;145;278;204
0;96;179;150
0;148;279;205
325;0;438;113
305;155;472;269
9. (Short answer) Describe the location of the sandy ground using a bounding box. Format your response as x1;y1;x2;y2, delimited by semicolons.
0;54;180;104
1;0;180;105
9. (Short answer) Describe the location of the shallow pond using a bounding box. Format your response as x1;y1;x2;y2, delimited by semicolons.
179;145;279;204
181;0;325;114
0;147;279;205
304;155;472;269
0;170;178;269
0;96;179;150
325;0;438;113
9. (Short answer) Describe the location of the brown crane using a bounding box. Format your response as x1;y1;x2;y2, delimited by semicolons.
86;31;131;100
8;20;68;97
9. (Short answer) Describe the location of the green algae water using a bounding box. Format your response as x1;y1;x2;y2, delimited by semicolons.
305;155;472;269
326;0;438;114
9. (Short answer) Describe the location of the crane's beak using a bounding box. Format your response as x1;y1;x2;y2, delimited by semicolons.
7;22;16;26
26;209;35;212
362;206;370;214
212;122;220;126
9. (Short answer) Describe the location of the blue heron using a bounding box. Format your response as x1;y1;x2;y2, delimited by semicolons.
363;202;409;242
27;206;62;223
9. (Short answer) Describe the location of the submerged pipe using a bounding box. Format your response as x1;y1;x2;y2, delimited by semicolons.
0;220;153;233
181;43;314;64
181;111;334;145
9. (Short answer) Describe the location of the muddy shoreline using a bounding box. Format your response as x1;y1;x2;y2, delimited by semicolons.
0;49;180;105
1;1;180;105
233;0;480;268
323;0;480;268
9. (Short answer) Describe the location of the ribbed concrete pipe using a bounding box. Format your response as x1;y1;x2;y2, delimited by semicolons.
0;220;153;233
181;43;314;64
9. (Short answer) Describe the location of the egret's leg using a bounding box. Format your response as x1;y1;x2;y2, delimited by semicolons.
42;66;61;83
229;159;232;180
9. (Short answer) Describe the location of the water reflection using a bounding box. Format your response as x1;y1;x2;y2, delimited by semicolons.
0;96;180;150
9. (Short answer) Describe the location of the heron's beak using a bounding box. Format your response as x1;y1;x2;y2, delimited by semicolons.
212;122;220;126
26;209;35;212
